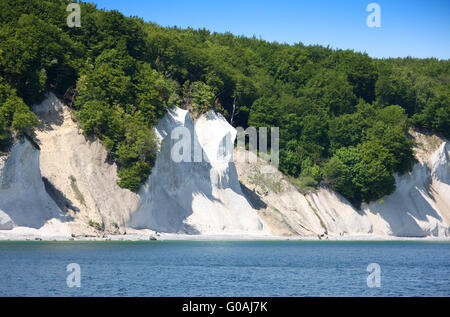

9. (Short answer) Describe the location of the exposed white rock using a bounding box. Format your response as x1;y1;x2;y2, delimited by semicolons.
1;95;266;237
0;137;70;235
306;188;373;236
0;157;13;230
235;149;327;236
0;93;448;239
129;107;267;234
0;210;13;230
32;93;140;235
236;137;450;237
362;141;450;237
430;142;449;182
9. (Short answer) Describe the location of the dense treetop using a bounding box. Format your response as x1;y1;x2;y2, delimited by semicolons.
0;0;448;204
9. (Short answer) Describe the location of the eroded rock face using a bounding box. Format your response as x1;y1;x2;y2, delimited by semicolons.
0;211;13;230
236;138;450;237
0;157;13;230
0;93;448;238
33;93;140;235
0;138;68;234
0;95;267;237
129;107;267;234
362;141;450;237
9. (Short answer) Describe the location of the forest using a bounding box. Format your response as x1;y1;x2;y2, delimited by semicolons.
0;0;448;206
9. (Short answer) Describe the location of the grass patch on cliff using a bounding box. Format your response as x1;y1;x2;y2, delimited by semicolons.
248;172;283;196
287;175;318;194
69;175;86;206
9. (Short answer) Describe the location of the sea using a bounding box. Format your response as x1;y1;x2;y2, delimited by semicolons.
0;240;449;296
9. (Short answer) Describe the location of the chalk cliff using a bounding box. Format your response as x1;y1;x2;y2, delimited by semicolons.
0;94;448;238
236;136;450;237
129;107;267;234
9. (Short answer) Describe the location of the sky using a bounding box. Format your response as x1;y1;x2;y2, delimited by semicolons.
88;0;450;60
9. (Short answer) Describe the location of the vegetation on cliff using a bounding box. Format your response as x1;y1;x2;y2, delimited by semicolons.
0;0;448;203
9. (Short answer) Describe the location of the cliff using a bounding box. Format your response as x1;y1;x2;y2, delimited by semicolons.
129;106;266;234
236;135;450;237
0;94;448;239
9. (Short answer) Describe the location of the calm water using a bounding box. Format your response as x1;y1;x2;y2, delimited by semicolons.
0;240;449;297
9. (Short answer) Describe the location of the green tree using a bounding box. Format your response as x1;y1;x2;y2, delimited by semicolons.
182;81;215;116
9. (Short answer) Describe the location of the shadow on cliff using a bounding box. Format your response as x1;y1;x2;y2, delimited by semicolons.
239;182;267;210
32;93;65;132
0;138;73;229
42;177;80;214
364;165;443;237
128;108;219;234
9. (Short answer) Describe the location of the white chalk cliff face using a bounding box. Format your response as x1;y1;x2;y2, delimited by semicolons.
0;93;449;238
32;94;139;236
236;138;450;237
361;141;450;237
129;107;267;234
0;156;14;230
0;138;69;236
0;93;140;238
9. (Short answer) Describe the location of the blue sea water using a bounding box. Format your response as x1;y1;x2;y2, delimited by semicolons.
0;240;449;297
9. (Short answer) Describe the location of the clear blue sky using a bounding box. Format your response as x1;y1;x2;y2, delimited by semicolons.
88;0;450;60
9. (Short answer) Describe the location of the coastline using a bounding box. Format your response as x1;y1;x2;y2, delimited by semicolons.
1;230;449;242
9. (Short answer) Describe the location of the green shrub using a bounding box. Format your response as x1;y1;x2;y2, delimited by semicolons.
117;161;151;192
88;219;103;231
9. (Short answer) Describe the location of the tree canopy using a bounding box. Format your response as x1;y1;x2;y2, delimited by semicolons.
0;0;448;202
